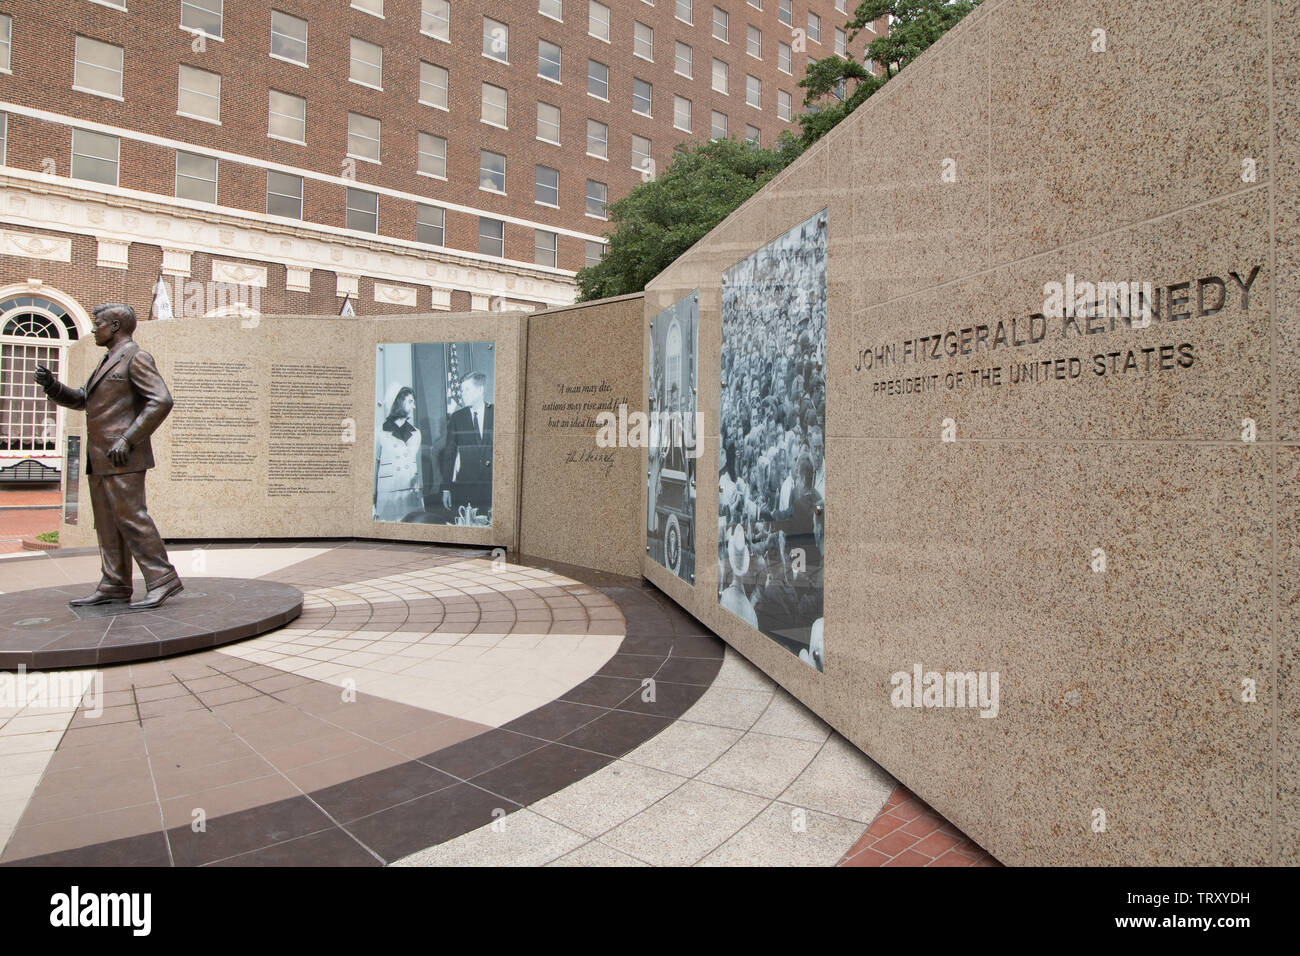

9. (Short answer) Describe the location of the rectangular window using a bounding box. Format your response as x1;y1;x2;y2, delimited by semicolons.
778;41;792;74
177;64;220;122
0;113;7;165
632;78;652;116
270;11;308;64
481;82;507;126
711;110;727;139
747;25;761;59
539;40;561;82
346;187;377;233
778;0;791;27
535;165;559;206
673;95;691;132
350;37;382;87
422;0;450;41
175;150;216;203
585;240;604;267
420;62;448;109
746;75;761;109
808;13;820;43
588;1;609;41
749;0;762;8
348;113;381;162
479;149;505;192
417;203;445;245
777;89;791;121
835;28;846;57
631;134;651;172
675;0;691;25
70;128;119;185
266;169;302;218
537;102;561;143
711;58;728;94
675;41;692;78
835;0;846;12
634;21;653;61
479;217;504;257
268;90;306;142
745;124;760;144
587;59;608;99
534;230;557;268
181;0;222;38
74;36;123;98
418;132;446;178
585;179;606;219
540;0;562;21
0;15;11;73
352;0;383;15
586;119;608;159
482;16;508;62
712;7;728;42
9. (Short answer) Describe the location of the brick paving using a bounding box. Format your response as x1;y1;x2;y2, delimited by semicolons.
838;784;1000;867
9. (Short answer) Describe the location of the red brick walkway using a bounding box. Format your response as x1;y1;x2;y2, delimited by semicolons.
0;488;61;554
838;784;1000;867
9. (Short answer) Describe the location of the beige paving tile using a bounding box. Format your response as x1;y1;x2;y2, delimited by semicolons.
778;735;897;824
548;840;649;867
531;760;688;837
698;732;822;798
599;780;769;867
710;649;775;692
749;690;833;744
678;684;773;731
391;809;587;867
698;801;868;867
622;720;745;778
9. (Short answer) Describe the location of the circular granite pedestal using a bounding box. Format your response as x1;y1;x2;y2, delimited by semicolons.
0;578;303;669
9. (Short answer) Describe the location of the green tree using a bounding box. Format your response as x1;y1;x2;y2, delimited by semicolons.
576;137;789;301
781;0;984;157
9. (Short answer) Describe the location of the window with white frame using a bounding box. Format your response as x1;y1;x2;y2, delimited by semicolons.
585;179;606;218
747;25;760;59
268;90;306;141
537;102;561;143
585;240;604;267
417;203;444;245
346;187;377;233
835;0;846;12
675;0;691;24
586;118;608;159
350;37;382;87
266;170;302;217
777;89;791;121
352;0;382;15
479;150;505;192
539;0;562;21
587;59;608;98
712;6;728;42
745;124;759;144
836;28;846;56
0;15;11;73
422;0;450;40
181;0;222;38
177;64;220;121
710;110;727;139
631;134;651;171
74;36;123;98
711;58;727;94
270;11;307;63
479;217;504;257
534;230;557;268
588;1;609;41
481;82;507;126
808;13;821;43
347;112;380;161
482;17;508;62
71;128;118;185
0;113;7;165
539;39;561;82
746;74;760;108
778;40;791;74
420;62;448;109
634;21;652;60
535;165;559;206
674;41;692;78
673;94;691;131
175;150;217;203
0;302;81;461
418;132;446;178
778;0;791;27
633;78;652;115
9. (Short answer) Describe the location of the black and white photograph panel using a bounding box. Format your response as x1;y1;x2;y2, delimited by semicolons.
717;209;828;672
648;291;699;583
373;341;495;527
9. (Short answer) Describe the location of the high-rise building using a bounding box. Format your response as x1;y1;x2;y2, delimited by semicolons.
0;1;884;473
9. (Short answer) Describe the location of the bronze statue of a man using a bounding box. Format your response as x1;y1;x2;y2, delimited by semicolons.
34;303;184;610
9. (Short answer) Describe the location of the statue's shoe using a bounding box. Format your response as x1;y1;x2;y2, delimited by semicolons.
128;580;184;611
68;589;131;607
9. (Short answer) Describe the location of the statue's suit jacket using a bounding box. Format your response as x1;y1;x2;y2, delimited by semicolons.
45;340;174;475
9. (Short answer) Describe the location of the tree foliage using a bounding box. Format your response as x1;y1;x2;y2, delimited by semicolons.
575;137;789;301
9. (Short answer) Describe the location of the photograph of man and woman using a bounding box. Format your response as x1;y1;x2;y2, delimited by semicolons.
717;210;828;672
373;341;495;526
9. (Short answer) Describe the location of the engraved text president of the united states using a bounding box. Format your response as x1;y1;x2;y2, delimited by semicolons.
34;303;183;610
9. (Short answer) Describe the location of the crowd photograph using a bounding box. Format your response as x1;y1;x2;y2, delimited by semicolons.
717;211;828;672
373;341;495;527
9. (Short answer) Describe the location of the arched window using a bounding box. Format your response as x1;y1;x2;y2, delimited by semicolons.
0;294;83;463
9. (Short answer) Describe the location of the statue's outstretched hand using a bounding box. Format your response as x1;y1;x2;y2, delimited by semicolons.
33;364;54;390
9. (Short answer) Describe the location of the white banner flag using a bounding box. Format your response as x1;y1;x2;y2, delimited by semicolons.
151;272;174;321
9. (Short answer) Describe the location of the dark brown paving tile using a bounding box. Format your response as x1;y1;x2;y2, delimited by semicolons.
500;700;607;741
310;761;459;823
614;680;711;719
469;743;614;806
342;782;521;862
0;830;170;867
559;675;641;708
559;710;673;758
167;795;334;867
206;826;380;867
420;727;548;779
